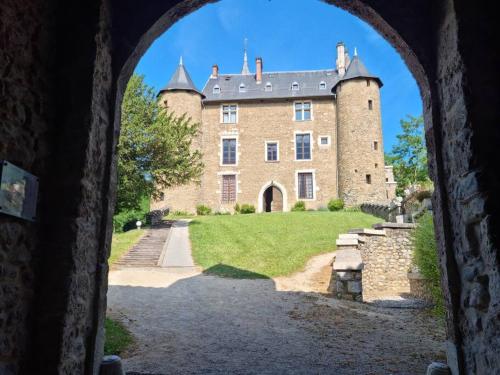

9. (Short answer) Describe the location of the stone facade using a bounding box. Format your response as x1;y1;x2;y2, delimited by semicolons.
152;51;391;214
336;79;387;206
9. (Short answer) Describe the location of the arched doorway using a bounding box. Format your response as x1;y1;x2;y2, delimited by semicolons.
258;181;288;213
263;185;283;212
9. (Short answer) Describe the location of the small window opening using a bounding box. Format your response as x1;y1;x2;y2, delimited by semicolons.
163;100;168;107
291;82;299;91
373;141;378;150
375;163;378;168
239;83;246;93
265;82;272;92
366;79;371;87
319;81;326;90
213;85;221;94
368;100;373;110
366;174;372;184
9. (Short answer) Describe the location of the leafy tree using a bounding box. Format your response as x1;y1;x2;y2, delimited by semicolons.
116;74;203;213
386;115;430;196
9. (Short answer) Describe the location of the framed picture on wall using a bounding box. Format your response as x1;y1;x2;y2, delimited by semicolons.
0;161;39;221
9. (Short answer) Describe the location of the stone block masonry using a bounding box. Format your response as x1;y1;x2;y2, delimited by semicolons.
331;223;417;302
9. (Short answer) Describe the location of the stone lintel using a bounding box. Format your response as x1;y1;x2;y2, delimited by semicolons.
372;222;416;230
348;228;386;236
333;249;363;270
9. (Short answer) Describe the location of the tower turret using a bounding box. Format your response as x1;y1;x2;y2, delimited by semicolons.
334;48;387;205
152;57;204;213
158;56;204;124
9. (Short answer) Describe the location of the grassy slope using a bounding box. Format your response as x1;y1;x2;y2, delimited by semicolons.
190;211;379;278
109;229;145;265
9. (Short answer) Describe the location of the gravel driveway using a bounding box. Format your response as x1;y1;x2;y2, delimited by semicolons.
107;255;445;375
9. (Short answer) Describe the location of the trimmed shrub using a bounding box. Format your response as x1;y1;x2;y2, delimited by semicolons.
196;204;212;216
234;203;241;214
327;198;344;211
412;212;444;316
240;204;256;214
291;201;306;212
113;209;147;233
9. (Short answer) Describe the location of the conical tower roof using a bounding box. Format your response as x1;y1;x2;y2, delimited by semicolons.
334;50;382;88
159;57;204;97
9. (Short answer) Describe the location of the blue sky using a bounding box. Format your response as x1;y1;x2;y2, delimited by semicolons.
135;0;422;152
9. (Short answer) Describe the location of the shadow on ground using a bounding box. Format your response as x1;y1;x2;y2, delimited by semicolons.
107;264;445;375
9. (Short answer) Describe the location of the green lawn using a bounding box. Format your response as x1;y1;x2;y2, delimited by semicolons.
104;318;134;356
189;211;379;278
109;229;145;265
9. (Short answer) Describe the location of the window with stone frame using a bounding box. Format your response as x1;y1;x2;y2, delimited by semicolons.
298;172;314;199
222;138;237;164
295;101;311;121
295;133;311;160
266;142;278;161
221;175;236;203
222;104;237;123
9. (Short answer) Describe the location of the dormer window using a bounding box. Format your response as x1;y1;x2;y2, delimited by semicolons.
213;85;221;94
239;83;246;93
291;82;299;91
265;82;272;92
319;81;327;90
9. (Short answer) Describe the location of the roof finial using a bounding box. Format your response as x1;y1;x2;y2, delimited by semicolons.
179;56;184;65
241;38;251;75
354;47;358;57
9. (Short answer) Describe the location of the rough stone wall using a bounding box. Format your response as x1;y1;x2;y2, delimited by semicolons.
357;224;416;301
151;90;203;213
336;78;386;206
0;1;55;373
193;98;339;212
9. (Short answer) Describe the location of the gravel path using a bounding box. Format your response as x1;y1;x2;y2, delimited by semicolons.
107;254;445;375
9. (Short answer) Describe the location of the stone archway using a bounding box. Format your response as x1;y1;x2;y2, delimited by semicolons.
1;1;499;374
258;181;288;213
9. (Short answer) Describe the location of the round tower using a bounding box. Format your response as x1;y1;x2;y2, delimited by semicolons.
151;57;205;213
335;48;387;206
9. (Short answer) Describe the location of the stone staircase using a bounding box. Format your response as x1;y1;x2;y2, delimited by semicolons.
114;221;172;267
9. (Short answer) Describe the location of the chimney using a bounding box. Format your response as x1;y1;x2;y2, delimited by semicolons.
255;57;263;84
211;64;219;79
336;42;346;77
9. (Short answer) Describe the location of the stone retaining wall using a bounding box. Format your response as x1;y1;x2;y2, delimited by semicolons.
355;223;416;301
332;223;419;302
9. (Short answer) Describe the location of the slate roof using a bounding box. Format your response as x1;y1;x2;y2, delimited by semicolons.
159;58;204;97
333;55;383;89
159;54;381;102
203;69;340;102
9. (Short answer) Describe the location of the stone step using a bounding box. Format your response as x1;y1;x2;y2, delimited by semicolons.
336;238;359;246
339;233;359;240
348;228;386;236
333;249;363;271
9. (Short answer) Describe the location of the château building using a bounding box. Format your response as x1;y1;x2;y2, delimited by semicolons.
152;42;396;213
